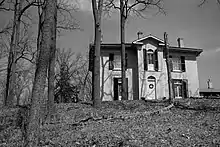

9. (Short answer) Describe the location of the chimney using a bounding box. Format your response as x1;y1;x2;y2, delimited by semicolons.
207;79;213;89
177;38;184;48
137;31;143;39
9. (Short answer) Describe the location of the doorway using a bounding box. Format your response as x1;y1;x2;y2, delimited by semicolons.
146;76;156;99
113;77;128;100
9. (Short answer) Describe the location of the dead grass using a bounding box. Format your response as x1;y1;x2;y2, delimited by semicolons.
1;99;220;146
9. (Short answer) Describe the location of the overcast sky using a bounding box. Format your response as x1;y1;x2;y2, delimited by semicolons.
1;0;220;89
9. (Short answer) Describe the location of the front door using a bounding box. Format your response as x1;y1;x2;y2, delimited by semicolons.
114;78;128;100
146;77;156;99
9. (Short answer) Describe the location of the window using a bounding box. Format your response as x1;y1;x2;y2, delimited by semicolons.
173;80;183;98
173;79;188;98
114;55;121;69
113;77;128;100
143;49;159;71
172;57;182;71
170;56;186;72
109;53;114;70
109;53;128;70
147;50;154;64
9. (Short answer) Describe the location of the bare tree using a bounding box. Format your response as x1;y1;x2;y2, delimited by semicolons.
5;0;24;106
4;0;43;106
91;0;104;107
164;32;173;103
0;23;35;105
47;0;57;116
198;0;220;7
33;0;79;116
106;0;164;100
26;0;57;146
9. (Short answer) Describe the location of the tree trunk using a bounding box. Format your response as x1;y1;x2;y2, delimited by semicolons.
164;32;173;103
26;0;57;146
36;0;43;63
47;0;57;116
120;0;127;100
5;0;23;106
91;0;103;108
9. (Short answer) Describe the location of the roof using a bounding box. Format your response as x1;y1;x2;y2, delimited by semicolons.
92;34;203;56
169;46;203;56
200;88;220;93
132;34;164;44
91;43;142;49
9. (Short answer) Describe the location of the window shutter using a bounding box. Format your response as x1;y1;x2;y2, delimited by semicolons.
169;55;173;71
109;53;114;70
171;79;175;98
125;53;128;70
143;49;148;70
89;46;94;71
182;79;188;98
113;78;118;100
126;78;128;100
154;50;159;71
181;56;186;72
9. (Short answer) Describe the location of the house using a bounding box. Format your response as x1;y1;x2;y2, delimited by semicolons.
199;79;220;98
90;34;203;101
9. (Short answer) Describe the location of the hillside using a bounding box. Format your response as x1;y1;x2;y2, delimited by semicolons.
0;99;220;147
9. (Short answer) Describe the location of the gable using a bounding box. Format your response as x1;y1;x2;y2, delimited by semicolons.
132;34;164;44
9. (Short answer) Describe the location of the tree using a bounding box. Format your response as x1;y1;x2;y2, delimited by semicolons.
0;22;36;106
48;0;79;114
106;0;164;100
91;0;104;107
55;61;79;103
34;0;79;116
164;32;173;103
5;0;24;106
47;0;57;116
55;48;80;103
4;0;43;106
26;0;57;146
198;0;220;6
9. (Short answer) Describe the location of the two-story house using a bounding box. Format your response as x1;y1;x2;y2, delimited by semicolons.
90;34;203;101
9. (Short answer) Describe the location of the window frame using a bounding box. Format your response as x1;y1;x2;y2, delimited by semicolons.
147;49;154;65
172;57;182;72
113;54;121;70
173;79;183;98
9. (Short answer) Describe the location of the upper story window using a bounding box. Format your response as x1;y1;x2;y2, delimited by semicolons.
170;56;186;72
143;49;158;71
109;53;128;70
172;57;182;71
147;49;154;64
114;55;121;69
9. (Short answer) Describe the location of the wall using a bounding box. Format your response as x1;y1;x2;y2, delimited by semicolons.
100;47;138;101
137;40;200;99
138;40;167;99
100;40;201;101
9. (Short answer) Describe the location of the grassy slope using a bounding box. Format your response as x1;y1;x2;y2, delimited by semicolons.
1;99;220;147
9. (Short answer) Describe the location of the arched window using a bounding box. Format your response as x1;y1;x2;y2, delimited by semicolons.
147;76;156;80
147;49;154;64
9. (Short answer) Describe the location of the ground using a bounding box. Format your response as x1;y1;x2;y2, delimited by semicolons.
0;98;220;147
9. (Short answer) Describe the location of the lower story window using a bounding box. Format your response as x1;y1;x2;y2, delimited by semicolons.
174;80;183;98
173;79;188;98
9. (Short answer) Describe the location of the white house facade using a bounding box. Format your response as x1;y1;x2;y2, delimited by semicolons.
90;34;203;101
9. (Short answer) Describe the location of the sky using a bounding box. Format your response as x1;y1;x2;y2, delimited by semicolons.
1;0;220;89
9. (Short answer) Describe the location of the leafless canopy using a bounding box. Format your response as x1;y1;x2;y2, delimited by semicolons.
104;0;165;19
198;0;220;7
